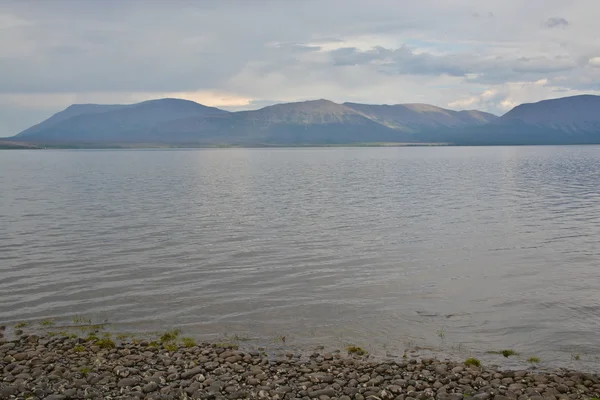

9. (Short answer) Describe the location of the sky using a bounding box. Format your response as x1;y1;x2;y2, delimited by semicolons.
2;0;600;137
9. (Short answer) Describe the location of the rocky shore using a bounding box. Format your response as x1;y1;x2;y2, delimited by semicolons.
1;328;599;400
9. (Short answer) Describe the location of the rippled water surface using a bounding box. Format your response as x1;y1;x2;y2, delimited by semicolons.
1;147;600;368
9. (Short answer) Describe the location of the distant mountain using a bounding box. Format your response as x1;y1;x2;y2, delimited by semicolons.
14;94;600;146
445;95;600;145
343;103;496;132
498;95;600;130
18;104;126;138
16;98;228;143
13;98;499;145
159;99;420;144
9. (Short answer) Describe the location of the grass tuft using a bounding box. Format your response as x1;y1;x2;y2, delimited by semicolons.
274;335;287;343
160;328;181;343
528;356;540;363
74;345;86;353
347;345;368;356
502;349;518;357
41;319;55;326
80;366;92;377
164;342;179;352
96;337;116;349
86;333;99;342
149;341;160;348
15;322;29;328
182;337;196;348
437;328;446;340
465;357;481;367
488;349;519;357
215;342;239;350
73;315;92;325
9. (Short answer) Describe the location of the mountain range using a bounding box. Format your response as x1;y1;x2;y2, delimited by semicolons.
6;94;600;146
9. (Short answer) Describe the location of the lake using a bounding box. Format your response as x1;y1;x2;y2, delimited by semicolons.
1;146;600;369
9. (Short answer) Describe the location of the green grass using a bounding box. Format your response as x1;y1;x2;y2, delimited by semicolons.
86;333;100;342
96;338;116;349
572;353;581;361
182;337;196;348
73;345;86;353
487;349;519;357
273;335;287;343
72;315;92;325
502;349;518;357
15;322;29;328
116;333;130;340
80;367;92;377
40;319;55;326
149;341;160;348
528;357;540;363
347;345;368;356
437;328;446;340
160;328;181;343
465;357;481;367
164;342;179;352
215;342;239;350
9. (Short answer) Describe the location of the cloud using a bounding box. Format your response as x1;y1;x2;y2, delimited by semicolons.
588;57;600;68
0;91;252;110
330;46;470;76
447;77;600;114
545;17;569;28
512;56;577;73
2;0;600;136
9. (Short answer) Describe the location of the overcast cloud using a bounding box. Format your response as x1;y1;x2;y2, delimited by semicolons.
1;0;600;136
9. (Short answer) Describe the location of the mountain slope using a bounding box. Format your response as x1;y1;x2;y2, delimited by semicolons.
496;94;600;132
17;104;126;138
432;95;600;145
16;98;228;142
150;100;413;144
343;103;497;132
16;95;600;146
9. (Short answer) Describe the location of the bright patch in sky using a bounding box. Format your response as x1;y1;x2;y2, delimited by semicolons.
1;0;600;136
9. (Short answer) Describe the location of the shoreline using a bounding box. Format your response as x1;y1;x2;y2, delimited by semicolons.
1;326;599;400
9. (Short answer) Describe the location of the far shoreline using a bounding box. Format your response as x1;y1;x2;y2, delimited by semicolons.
3;141;600;150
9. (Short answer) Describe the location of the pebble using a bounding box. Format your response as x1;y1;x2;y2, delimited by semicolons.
0;333;597;400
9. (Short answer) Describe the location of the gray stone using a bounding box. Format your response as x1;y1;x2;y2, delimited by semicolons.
118;377;138;387
0;386;20;398
62;388;77;398
0;342;16;352
308;388;336;397
143;382;159;393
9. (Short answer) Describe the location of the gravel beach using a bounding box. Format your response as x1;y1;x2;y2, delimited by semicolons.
1;328;599;400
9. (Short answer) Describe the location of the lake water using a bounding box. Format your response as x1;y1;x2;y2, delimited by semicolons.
1;146;600;369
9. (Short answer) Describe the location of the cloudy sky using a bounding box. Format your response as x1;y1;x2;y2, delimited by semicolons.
1;0;600;137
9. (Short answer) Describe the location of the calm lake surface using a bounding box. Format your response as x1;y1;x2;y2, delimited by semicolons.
1;147;600;369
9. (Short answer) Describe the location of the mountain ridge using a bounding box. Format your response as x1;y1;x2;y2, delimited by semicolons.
10;94;600;146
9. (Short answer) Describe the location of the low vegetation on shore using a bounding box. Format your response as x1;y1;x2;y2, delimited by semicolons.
1;321;599;400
